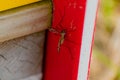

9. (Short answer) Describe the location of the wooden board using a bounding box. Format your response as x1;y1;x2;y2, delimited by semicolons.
0;0;41;11
0;0;52;42
44;0;98;80
0;32;45;80
0;1;52;80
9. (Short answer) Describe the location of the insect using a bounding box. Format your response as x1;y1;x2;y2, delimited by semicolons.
49;28;66;53
57;30;66;52
49;2;77;56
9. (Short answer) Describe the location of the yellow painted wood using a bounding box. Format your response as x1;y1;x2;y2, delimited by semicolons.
0;0;41;11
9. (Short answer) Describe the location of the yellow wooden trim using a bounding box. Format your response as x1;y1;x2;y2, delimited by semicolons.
0;0;41;11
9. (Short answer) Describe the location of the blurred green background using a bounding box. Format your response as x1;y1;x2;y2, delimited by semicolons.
89;0;120;80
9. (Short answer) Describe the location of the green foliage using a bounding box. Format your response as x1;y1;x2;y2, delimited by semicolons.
102;0;115;17
91;0;120;79
93;48;120;79
93;48;111;68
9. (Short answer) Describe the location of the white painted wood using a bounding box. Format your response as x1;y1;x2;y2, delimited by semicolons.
77;0;98;80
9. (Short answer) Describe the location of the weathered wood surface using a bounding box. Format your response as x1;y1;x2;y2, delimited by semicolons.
0;0;52;80
0;0;52;42
0;32;45;80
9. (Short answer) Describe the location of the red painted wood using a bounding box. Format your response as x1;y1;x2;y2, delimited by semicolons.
44;0;86;80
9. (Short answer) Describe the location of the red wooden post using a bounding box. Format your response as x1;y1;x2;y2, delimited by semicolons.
44;0;99;80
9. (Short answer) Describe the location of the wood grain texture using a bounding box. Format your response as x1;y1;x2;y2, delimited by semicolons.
0;1;52;80
0;32;45;80
0;0;52;42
